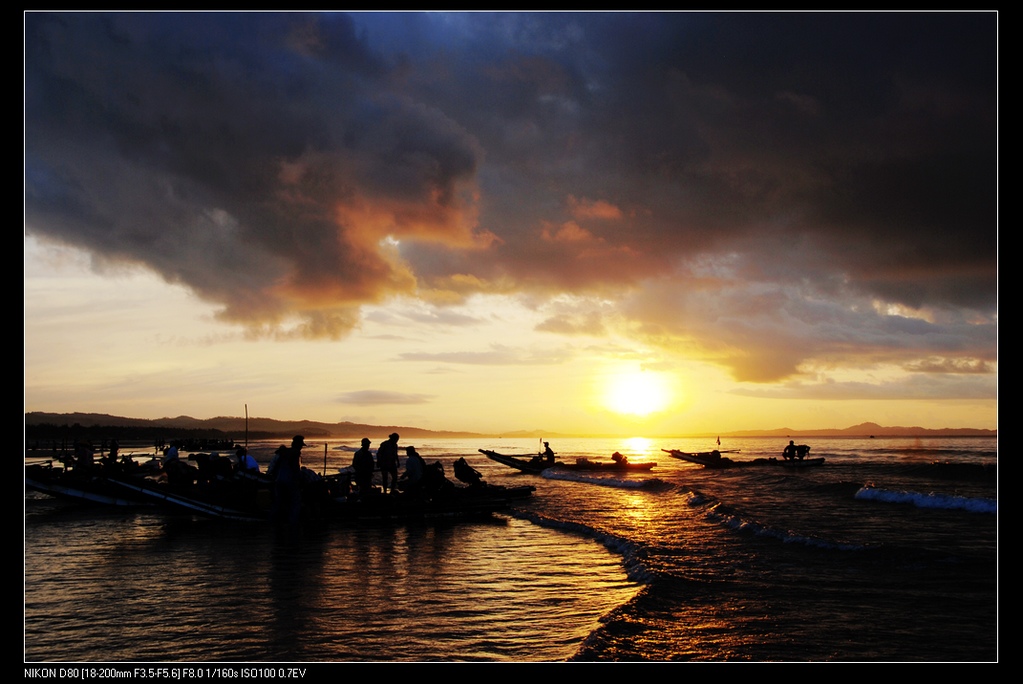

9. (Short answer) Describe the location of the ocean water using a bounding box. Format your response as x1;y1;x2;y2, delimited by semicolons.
24;436;997;663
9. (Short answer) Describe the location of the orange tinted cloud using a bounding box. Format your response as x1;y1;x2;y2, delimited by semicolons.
24;12;996;383
568;196;623;221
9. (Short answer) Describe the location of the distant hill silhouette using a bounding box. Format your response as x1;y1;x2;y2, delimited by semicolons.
722;421;995;438
25;412;995;441
24;412;488;442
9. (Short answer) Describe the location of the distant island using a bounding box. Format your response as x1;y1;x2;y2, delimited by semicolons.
24;412;996;443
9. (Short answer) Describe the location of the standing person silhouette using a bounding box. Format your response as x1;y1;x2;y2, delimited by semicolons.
352;438;376;496
376;433;401;494
273;435;307;525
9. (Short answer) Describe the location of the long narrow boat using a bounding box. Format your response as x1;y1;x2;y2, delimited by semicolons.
778;457;826;468
558;457;656;472
110;469;534;523
108;475;268;521
26;462;155;507
663;449;824;469
325;485;536;523
479;449;557;473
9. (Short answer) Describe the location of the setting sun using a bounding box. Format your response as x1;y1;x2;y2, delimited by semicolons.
603;368;673;416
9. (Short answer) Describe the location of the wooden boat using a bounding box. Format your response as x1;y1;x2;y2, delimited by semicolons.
558;457;655;472
109;468;533;523
323;484;536;523
108;474;269;521
26;461;160;507
778;457;826;468
478;449;558;473
663;449;824;469
29;455;535;524
478;449;556;473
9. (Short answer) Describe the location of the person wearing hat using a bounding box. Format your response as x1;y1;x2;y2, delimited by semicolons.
376;432;401;494
542;441;556;464
351;437;376;496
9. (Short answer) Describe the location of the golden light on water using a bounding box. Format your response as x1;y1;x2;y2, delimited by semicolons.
622;436;653;453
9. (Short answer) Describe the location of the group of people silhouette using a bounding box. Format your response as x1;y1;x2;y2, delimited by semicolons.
782;440;812;461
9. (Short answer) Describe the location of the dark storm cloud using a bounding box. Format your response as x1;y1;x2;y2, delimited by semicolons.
25;11;997;382
26;12;485;334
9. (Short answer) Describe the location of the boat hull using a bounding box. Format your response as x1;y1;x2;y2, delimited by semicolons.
479;449;554;473
559;459;655;472
663;450;825;469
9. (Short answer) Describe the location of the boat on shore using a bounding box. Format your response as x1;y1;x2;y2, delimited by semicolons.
111;471;532;523
26;462;153;507
663;449;825;469
25;459;165;507
28;459;534;524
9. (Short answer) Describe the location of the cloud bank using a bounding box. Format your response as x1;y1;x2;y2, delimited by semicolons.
25;11;997;383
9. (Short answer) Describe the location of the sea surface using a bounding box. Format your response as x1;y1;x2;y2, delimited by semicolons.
24;436;998;663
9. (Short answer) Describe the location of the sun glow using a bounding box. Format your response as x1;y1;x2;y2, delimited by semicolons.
603;368;673;416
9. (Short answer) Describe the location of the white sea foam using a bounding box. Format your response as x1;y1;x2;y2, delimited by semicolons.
855;486;997;513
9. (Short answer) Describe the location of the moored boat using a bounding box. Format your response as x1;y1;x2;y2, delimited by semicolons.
26;460;163;506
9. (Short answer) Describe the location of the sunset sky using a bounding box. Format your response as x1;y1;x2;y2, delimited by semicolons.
24;11;998;436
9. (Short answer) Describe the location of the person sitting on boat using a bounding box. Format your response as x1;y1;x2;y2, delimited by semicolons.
399;445;426;494
235;446;260;473
74;441;96;470
161;445;196;485
453;457;485;487
352;438;376;496
795;444;811;461
611;451;629;464
542;442;556;464
102;440;121;472
423;460;454;495
782;441;798;461
376;433;401;495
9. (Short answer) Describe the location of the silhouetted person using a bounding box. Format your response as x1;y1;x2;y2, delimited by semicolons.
236;446;260;473
454;457;485;487
74;441;95;470
400;445;426;494
376;433;400;494
782;441;797;461
273;435;306;525
542;441;556;464
352;438;376;496
103;439;121;472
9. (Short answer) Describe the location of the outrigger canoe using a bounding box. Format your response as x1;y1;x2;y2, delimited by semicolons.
663;449;824;469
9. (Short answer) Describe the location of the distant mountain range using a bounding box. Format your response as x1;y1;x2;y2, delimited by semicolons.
24;413;996;440
720;422;996;438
